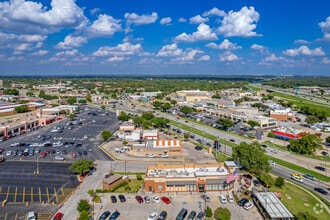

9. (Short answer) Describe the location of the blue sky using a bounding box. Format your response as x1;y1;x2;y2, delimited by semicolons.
0;0;330;76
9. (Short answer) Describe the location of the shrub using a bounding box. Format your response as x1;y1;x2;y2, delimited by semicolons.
205;206;213;217
214;207;231;220
77;199;90;213
275;177;285;188
136;173;143;180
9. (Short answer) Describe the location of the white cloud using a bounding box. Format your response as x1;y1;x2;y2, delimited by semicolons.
93;42;143;57
321;57;330;64
206;39;241;50
157;43;183;57
90;8;101;15
202;7;226;17
283;46;325;57
178;18;186;23
86;14;122;37
107;56;126;62
55;49;79;57
124;12;158;25
219;51;239;62
264;54;281;62
160;17;172;25
199;55;210;61
0;32;46;50
173;49;203;62
189;15;209;24
294;39;309;44
0;0;88;35
174;23;218;42
55;35;87;49
216;6;260;37
250;44;269;54
319;16;330;40
32;50;49;56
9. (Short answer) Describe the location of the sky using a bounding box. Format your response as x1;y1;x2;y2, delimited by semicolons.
0;0;330;76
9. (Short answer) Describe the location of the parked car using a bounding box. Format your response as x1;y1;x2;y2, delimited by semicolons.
110;195;117;203
196;211;205;220
195;146;203;151
144;195;151;203
55;156;65;161
98;211;110;220
315;166;326;171
147;212;158;220
135;195;143;203
321;151;329;157
161;196;171;204
187;211;196;220
244;201;254;210
268;160;276;166
152;195;160;203
157;210;167;220
118;194;126;202
200;194;210;202
109;210;120;220
52;212;63;220
303;173;316;181
314;187;329;195
238;198;249;206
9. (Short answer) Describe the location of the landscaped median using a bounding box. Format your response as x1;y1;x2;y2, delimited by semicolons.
268;156;330;183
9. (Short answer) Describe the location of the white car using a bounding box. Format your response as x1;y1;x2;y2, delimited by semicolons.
291;175;303;182
147;154;155;158
147;212;158;220
244;202;254;210
268;160;276;166
270;149;278;154
152;195;160;203
55;156;65;161
6;150;11;156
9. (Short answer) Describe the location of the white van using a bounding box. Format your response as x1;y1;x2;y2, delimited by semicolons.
219;194;227;204
27;211;36;220
226;194;234;203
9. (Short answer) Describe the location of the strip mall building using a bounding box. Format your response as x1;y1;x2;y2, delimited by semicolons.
144;162;237;193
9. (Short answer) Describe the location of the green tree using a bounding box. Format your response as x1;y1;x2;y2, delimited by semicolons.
26;91;34;96
183;133;190;140
170;100;177;105
15;105;29;113
67;97;77;105
232;142;271;172
78;99;87;104
101;130;112;141
326;136;330;143
78;210;90;220
295;212;317;220
68;113;76;120
142;120;152;129
77;199;90;213
247;120;260;129
118;111;130;121
141;112;154;120
275;176;285;188
214;207;231;220
136;173;142;180
69;159;94;175
101;105;106;110
161;102;171;112
180;105;193;116
205;206;213;218
4;88;19;95
216;118;234;130
288;134;322;154
152;101;162;109
152;117;169;128
305;115;319;125
259;172;275;188
86;93;92;102
133;117;145;127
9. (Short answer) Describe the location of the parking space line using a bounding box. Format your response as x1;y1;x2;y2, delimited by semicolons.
5;186;10;201
39;187;42;203
4;213;8;220
54;187;58;203
22;187;25;202
46;188;50;202
14;187;17;202
14;213;18;220
61;187;64;195
31;187;33;202
0;186;2;193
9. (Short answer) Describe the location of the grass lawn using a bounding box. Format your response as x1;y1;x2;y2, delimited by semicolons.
245;85;264;91
270;92;330;116
269;183;329;219
112;179;144;193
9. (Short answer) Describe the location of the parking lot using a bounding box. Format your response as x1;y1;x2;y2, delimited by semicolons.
93;191;261;220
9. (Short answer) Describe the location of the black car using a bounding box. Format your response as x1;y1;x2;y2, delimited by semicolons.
196;211;205;220
303;173;316;181
195;146;203;151
187;211;196;220
201;194;210;202
321;151;329;157
238;198;249;206
110;195;117;203
315;166;326;171
109;210;120;220
99;211;110;220
118;194;126;202
157;210;167;220
314;187;328;195
253;179;260;187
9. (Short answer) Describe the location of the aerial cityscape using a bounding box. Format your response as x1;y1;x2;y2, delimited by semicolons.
0;0;329;76
0;0;330;220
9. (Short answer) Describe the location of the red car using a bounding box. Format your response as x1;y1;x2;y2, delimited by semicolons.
161;196;171;204
53;212;63;220
135;195;144;203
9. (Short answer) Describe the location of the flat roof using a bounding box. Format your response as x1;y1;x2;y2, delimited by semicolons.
253;192;294;219
147;166;229;178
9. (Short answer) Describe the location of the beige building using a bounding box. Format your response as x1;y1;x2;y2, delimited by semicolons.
176;90;209;102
